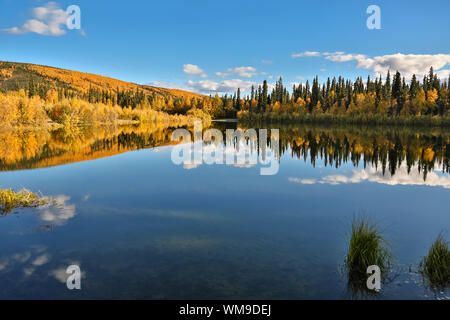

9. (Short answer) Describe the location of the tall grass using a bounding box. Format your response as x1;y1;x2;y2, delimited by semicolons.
346;217;391;280
420;233;450;287
0;188;48;214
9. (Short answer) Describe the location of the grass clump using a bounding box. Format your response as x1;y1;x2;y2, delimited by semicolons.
0;188;48;214
346;217;391;279
420;233;450;288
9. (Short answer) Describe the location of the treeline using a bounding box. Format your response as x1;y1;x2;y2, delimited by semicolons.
0;89;211;129
1;76;229;120
237;67;450;124
2;67;450;126
3;76;208;111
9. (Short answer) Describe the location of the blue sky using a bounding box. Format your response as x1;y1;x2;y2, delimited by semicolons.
1;0;449;94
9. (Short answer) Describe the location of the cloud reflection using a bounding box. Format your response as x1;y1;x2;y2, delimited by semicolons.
49;261;85;283
0;246;51;278
289;164;450;189
39;195;76;226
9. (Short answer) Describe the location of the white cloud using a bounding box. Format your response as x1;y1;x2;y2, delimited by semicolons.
183;64;204;75
326;53;367;63
292;51;321;58
3;2;68;36
214;66;259;78
325;52;450;79
291;51;450;80
436;69;450;80
226;66;257;78
186;79;254;94
266;82;277;92
289;178;316;184
146;80;191;91
214;72;228;78
289;82;304;89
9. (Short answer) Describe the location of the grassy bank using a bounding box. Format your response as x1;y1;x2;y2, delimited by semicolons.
237;112;450;127
0;188;48;214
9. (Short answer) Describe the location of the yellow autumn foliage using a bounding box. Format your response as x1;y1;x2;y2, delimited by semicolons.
423;147;435;162
0;90;210;129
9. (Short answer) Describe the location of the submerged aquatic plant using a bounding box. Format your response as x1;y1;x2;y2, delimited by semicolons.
0;188;48;214
345;217;392;285
420;233;450;288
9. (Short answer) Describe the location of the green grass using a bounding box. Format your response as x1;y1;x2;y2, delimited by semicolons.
0;188;48;214
238;113;450;128
420;233;450;288
346;217;391;280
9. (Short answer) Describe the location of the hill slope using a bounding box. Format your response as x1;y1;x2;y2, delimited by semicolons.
0;61;202;100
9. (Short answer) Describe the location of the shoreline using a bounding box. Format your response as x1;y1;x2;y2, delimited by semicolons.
236;114;450;128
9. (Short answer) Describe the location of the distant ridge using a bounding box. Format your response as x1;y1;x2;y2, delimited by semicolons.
0;61;202;99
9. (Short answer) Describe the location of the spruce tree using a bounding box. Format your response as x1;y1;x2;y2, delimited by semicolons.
261;80;268;113
384;71;391;101
409;74;420;98
392;71;402;100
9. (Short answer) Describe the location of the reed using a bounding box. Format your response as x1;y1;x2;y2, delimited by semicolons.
346;217;391;279
420;233;450;287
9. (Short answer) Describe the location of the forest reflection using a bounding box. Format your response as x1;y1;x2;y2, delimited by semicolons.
0;123;187;171
265;124;450;179
0;123;449;181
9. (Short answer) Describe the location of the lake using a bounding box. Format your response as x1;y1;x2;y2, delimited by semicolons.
0;122;449;299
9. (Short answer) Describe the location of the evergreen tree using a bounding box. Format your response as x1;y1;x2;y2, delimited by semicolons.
261;80;268;112
392;71;402;100
409;74;420;98
384;71;391;101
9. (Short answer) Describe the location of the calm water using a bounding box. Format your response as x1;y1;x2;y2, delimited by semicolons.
0;122;449;299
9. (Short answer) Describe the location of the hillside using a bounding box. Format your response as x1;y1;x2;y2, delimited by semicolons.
0;61;202;100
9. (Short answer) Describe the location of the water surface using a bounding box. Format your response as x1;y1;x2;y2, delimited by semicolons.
0;123;449;299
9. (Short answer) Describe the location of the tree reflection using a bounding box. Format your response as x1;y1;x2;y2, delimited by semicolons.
0;124;449;180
